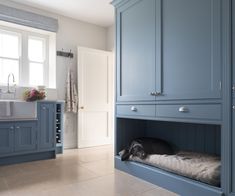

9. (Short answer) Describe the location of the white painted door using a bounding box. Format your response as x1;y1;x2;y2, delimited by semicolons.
77;47;113;148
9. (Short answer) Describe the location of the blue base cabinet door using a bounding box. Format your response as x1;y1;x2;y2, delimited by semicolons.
38;103;55;150
14;122;37;152
0;123;14;156
161;0;222;100
116;0;161;102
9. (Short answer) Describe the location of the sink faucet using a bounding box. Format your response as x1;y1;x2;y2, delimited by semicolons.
7;73;16;93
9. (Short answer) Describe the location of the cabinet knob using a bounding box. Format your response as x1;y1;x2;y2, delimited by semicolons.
155;92;162;96
131;106;137;112
16;126;20;129
179;106;189;113
42;106;46;110
233;105;235;110
150;92;162;96
10;126;14;129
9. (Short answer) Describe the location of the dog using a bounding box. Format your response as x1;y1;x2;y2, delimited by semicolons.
120;137;175;161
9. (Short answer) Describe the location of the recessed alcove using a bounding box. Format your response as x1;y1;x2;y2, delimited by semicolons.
116;118;221;156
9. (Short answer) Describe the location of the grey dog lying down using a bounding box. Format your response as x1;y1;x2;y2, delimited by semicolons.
120;137;175;161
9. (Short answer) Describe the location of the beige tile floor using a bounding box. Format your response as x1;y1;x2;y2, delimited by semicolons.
0;145;178;196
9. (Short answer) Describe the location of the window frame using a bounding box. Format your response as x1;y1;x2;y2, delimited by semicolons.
0;24;50;87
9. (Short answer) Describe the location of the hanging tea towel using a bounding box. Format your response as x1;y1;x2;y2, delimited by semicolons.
65;69;78;113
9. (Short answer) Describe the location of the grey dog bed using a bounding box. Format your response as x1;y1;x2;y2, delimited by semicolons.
119;150;220;186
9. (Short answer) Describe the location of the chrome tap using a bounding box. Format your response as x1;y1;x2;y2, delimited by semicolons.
7;73;16;93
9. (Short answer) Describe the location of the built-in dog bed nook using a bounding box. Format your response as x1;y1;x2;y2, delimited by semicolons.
119;150;220;186
115;118;222;196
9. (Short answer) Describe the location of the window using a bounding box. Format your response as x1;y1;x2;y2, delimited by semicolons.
0;31;20;84
28;37;45;86
0;23;56;88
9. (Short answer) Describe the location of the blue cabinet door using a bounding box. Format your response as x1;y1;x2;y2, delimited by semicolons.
116;0;161;102
161;0;222;100
232;0;235;193
38;103;55;150
14;122;37;152
0;123;14;155
233;100;235;194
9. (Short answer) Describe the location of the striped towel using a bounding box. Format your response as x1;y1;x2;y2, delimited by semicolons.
65;69;78;113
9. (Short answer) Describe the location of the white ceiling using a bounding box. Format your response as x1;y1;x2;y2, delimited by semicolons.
11;0;114;27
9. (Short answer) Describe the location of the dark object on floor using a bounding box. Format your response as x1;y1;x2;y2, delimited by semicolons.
120;137;175;161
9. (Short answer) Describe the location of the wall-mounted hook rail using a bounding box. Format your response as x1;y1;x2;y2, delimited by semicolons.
56;49;73;58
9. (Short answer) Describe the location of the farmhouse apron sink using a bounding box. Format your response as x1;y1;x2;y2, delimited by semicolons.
0;100;37;120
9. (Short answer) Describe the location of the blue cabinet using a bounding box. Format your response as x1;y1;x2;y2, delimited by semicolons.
0;123;14;155
14;122;37;152
116;0;222;103
0;101;62;165
0;121;37;156
116;0;161;102
112;0;229;195
232;0;235;194
38;103;55;150
161;0;222;100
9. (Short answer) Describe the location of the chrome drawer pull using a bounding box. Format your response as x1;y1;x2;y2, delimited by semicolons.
150;92;162;96
155;92;162;96
179;106;189;113
131;106;137;112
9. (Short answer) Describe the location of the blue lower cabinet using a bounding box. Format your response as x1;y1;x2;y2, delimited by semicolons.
0;123;14;155
14;122;37;153
38;103;55;150
0;101;61;165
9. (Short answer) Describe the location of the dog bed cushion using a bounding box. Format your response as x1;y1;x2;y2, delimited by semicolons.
119;150;220;186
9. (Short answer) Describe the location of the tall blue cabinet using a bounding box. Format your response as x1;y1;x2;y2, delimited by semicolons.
112;0;231;195
116;0;222;102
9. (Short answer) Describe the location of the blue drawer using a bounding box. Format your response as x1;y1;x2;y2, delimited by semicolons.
116;105;155;117
156;104;221;121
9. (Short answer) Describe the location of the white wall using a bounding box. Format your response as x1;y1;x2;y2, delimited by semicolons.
106;25;115;51
0;0;108;148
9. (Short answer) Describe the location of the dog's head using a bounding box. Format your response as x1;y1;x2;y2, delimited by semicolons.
121;141;147;161
130;142;147;159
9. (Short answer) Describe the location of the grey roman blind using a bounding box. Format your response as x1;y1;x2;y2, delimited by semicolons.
0;4;58;32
